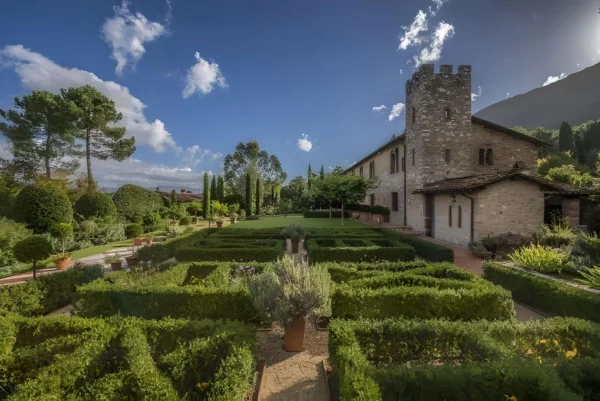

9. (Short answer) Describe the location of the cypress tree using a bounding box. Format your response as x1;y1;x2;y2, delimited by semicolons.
320;165;325;179
210;175;217;202
217;176;225;202
203;173;210;218
308;164;313;189
558;121;575;154
170;189;177;205
245;173;253;215
255;178;262;215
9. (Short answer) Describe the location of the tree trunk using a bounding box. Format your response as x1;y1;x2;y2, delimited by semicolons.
86;130;93;188
32;260;36;280
341;201;344;226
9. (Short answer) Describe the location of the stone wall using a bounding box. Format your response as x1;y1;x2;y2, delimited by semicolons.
562;198;581;227
473;178;544;239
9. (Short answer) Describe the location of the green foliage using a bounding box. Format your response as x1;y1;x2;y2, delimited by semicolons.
211;200;229;217
306;238;416;263
74;191;117;219
228;203;240;215
536;218;578;247
175;245;283;262
203;172;211;219
575;231;600;264
0;316;257;399
217;175;225;202
546;164;594;187
509;244;568;273
538;151;588;176
0;218;31;250
137;229;215;263
178;216;192;226
559;121;575;153
50;223;74;255
280;224;304;240
255;177;262;215
250;256;331;326
61;85;135;186
576;266;600;289
303;210;350;218
210;174;218;202
13;235;52;265
245;172;253;216
112;184;163;222
484;261;600;323
0;263;103;315
124;223;144;239
12;181;73;233
378;228;454;262
186;201;202;217
314;173;375;218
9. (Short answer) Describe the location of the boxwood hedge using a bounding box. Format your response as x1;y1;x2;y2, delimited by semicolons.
483;261;600;323
0;315;257;400
306;238;416;263
329;317;600;401
376;228;454;262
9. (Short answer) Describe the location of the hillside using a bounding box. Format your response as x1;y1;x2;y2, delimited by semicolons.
475;63;600;129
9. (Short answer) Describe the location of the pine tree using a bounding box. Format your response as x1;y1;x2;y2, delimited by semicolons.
320;165;325;179
203;173;211;218
245;173;253;215
217;176;225;202
308;164;313;189
558;121;575;154
255;178;262;215
210;175;218;202
170;189;177;206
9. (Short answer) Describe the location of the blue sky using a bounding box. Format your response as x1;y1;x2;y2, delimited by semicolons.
0;0;599;190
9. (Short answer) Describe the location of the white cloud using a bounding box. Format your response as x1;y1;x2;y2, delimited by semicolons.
388;103;405;121
399;69;403;74
429;0;448;16
101;1;168;76
179;145;222;167
372;105;387;112
506;92;510;99
0;140;13;161
398;10;428;50
577;63;580;67
471;86;482;102
0;44;176;152
328;166;333;170
182;52;227;98
543;73;567;86
413;22;454;67
297;133;313;152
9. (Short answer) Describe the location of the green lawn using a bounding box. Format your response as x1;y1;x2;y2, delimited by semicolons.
229;215;368;229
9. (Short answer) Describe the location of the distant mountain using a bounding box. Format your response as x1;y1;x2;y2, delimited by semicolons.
475;63;600;130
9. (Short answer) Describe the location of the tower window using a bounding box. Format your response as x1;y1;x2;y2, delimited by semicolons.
445;149;450;163
412;149;415;165
445;108;451;120
359;166;364;176
479;148;494;166
369;160;375;179
392;192;399;212
412;107;416;123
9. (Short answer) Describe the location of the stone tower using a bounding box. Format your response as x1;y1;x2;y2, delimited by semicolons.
404;64;472;231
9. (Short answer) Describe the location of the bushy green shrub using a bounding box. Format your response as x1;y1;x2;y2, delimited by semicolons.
303;210;350;218
12;182;73;233
112;184;163;223
12;235;52;276
178;216;192;226
509;244;568;273
536;222;577;248
0;263;103;316
124;223;144;239
0;316;257;400
484;261;600;323
0;218;31;250
74;192;117;219
175;245;284;262
575;231;600;264
137;229;215;263
576;266;600;289
377;229;454;262
307;238;415;263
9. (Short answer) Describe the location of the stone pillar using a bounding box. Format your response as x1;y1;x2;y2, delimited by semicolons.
562;198;580;227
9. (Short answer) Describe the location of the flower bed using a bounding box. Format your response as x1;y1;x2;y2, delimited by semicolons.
0;315;257;400
0;264;103;316
326;261;514;320
76;262;269;321
483;261;600;323
329;317;600;401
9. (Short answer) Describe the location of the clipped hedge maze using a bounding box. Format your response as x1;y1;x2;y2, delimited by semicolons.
0;315;257;400
322;261;515;320
77;261;269;321
329;317;600;401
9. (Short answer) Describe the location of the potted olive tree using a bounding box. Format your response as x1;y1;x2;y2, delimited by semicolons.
13;235;53;280
187;202;203;224
104;254;123;271
50;223;73;270
229;203;240;224
281;224;304;253
249;256;331;352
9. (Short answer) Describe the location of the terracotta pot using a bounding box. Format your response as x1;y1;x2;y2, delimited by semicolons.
230;217;237;224
143;238;153;245
125;256;138;266
216;221;223;228
284;314;306;352
54;255;72;270
291;239;300;254
110;261;123;271
133;238;143;246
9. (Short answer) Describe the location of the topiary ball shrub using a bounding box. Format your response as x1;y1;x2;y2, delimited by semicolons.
247;215;259;221
112;184;163;223
74;192;117;220
179;216;192;226
13;235;52;277
12;182;73;233
124;223;144;239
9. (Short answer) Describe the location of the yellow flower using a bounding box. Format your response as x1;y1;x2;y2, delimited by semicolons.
539;339;547;344
504;396;518;401
565;349;578;359
526;348;534;356
537;356;543;364
553;339;558;346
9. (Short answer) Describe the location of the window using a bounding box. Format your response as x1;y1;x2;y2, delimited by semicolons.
359;166;364;176
445;149;450;163
458;205;462;228
445;108;451;120
402;157;405;172
370;194;375;207
412;107;416;123
479;148;494;165
369;160;375;179
412;148;415;165
448;206;452;227
390;150;396;174
392;192;399;212
395;147;400;173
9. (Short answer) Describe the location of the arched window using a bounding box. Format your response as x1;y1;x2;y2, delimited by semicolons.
486;149;494;165
479;149;486;165
412;107;416;123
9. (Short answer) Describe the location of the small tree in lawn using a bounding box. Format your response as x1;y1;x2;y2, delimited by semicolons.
255;177;262;215
316;174;374;225
13;235;52;280
170;189;177;206
50;223;73;261
245;173;253;216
